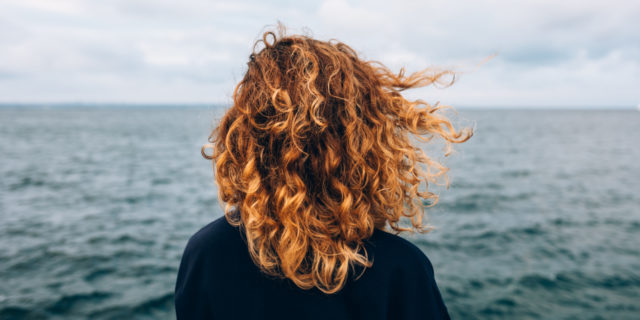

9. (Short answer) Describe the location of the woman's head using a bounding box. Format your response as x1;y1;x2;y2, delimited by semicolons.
203;26;473;293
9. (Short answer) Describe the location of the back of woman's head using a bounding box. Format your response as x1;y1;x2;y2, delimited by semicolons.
203;25;473;294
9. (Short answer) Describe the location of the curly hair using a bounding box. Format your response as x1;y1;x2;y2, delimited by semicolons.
202;26;473;294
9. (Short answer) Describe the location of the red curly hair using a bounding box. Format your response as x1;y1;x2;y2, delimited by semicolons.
202;26;473;294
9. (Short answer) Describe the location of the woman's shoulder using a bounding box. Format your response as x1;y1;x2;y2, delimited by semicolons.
367;228;436;276
182;215;245;262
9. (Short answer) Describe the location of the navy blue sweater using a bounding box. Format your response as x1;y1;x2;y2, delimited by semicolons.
175;216;450;319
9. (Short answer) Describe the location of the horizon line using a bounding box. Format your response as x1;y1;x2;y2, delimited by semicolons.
0;102;637;110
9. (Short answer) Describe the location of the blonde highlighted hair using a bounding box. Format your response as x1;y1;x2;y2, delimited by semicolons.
202;25;473;294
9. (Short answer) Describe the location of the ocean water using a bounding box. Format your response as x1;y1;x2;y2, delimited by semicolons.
0;106;638;319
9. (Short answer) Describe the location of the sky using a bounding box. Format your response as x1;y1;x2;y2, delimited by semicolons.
1;0;638;108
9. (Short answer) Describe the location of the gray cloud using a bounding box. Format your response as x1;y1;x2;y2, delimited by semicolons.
0;0;638;107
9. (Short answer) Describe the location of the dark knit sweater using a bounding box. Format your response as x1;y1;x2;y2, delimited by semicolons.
175;216;450;320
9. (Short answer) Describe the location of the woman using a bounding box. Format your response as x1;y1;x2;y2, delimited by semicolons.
175;26;472;319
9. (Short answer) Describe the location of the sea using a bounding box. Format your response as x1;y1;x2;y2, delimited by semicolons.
1;105;638;319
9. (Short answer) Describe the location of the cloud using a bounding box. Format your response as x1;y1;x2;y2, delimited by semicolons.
0;0;638;107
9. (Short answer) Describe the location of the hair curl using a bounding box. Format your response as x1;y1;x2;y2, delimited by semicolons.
202;26;473;294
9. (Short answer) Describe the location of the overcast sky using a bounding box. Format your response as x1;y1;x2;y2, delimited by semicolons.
1;0;638;108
